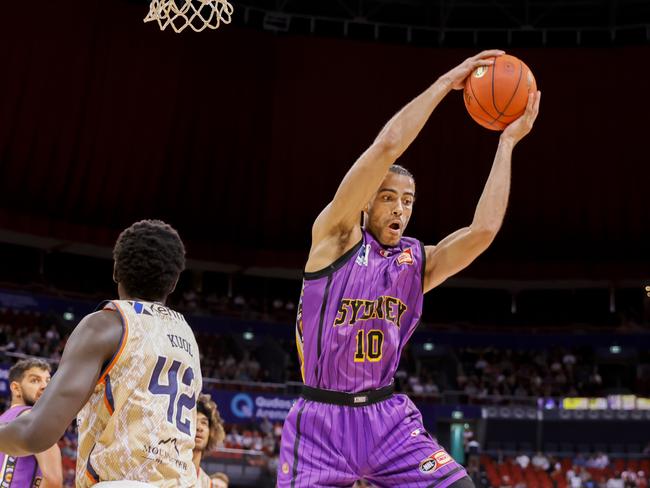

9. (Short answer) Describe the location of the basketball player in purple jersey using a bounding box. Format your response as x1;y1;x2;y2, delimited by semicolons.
0;359;62;487
277;51;541;487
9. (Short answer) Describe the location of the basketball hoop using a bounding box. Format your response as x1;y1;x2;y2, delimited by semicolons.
144;0;233;33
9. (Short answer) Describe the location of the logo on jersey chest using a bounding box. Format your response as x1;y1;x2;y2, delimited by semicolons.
333;296;408;328
356;244;370;267
397;248;414;265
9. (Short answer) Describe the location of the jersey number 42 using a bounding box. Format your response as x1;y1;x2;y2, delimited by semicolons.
147;355;197;436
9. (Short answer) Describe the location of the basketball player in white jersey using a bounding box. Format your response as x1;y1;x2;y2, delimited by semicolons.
0;220;202;488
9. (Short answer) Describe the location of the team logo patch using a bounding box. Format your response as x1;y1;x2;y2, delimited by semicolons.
282;462;290;474
378;248;390;258
356;244;370;267
419;449;453;474
397;248;414;266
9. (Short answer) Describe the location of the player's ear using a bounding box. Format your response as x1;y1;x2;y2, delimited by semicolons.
9;381;22;400
169;276;180;295
112;263;118;284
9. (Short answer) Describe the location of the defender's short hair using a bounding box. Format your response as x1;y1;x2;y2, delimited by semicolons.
197;393;226;450
113;220;186;301
389;164;414;180
9;359;51;384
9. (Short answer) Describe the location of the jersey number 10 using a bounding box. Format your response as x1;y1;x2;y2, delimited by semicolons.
148;355;196;436
354;329;384;363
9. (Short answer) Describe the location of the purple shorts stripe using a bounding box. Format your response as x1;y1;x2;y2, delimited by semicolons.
290;403;306;488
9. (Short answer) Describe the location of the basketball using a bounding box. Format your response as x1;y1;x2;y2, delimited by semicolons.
463;54;537;131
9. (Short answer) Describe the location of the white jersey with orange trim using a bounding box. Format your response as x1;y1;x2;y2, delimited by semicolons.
197;468;212;488
76;300;202;488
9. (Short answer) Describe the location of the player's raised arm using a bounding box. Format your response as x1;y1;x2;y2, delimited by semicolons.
308;50;505;270
423;90;541;293
0;312;122;456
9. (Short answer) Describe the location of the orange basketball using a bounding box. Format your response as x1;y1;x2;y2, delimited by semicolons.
463;54;537;131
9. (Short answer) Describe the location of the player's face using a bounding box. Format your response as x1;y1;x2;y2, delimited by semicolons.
194;412;210;452
13;367;50;407
366;173;415;247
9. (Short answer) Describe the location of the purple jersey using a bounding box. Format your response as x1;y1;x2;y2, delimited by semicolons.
0;405;43;488
296;228;425;392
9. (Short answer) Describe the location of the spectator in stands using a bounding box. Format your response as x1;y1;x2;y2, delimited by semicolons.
607;472;625;488
637;471;648;488
574;453;587;468
582;471;596;488
532;451;550;471
516;452;530;469
567;467;583;488
624;471;641;488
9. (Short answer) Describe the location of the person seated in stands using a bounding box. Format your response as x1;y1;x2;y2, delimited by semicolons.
567;467;584;488
606;471;624;488
516;452;530;469
573;453;587;467
532;451;550;471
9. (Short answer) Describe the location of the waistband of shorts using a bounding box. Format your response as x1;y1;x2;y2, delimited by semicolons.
301;384;394;407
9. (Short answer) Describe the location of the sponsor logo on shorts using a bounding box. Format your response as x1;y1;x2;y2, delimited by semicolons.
410;428;421;437
282;462;290;474
419;449;454;474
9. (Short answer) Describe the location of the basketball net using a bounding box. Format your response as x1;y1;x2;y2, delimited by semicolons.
144;0;233;33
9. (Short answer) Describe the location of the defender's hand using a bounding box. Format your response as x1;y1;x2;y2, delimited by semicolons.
439;50;505;90
501;90;541;146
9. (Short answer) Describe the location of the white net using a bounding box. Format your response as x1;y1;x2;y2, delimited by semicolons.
144;0;233;33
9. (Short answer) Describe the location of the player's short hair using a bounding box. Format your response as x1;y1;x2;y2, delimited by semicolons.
389;164;414;180
197;393;226;451
9;359;51;384
113;220;186;301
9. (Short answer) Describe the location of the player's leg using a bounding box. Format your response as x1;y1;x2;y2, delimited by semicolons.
362;395;469;488
277;398;357;488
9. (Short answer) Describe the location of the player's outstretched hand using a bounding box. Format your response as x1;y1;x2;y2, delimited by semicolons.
501;90;541;146
439;50;505;90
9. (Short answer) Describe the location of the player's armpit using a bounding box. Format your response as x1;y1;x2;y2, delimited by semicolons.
423;226;495;293
0;311;123;455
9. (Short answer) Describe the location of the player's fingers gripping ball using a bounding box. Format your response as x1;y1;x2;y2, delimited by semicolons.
463;54;537;131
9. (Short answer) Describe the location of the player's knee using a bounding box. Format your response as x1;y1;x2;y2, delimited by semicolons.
448;475;476;488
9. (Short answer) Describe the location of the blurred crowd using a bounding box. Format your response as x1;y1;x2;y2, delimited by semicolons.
455;347;607;400
2;306;647;401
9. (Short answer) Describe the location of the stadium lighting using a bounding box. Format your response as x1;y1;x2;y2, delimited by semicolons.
63;312;74;321
609;345;621;354
423;342;434;351
243;331;254;341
